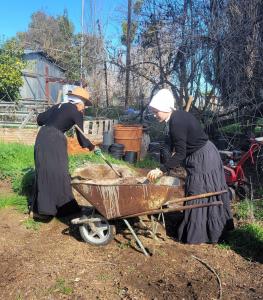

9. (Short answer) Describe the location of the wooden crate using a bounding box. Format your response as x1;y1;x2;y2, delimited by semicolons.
83;119;118;143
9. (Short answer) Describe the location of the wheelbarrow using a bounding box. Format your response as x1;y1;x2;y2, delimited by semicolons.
71;176;226;256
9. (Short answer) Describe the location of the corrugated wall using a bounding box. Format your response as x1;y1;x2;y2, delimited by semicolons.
20;52;65;103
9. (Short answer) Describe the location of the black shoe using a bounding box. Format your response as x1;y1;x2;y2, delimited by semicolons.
30;212;53;222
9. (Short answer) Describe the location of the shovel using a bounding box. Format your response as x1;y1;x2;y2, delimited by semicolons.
74;125;122;178
97;151;122;177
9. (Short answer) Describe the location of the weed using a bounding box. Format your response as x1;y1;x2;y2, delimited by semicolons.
48;278;73;295
216;243;231;250
235;199;263;222
97;273;111;281
22;218;41;231
118;241;131;249
154;248;166;256
0;195;28;212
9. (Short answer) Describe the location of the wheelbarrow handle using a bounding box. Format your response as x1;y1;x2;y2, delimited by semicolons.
121;201;224;219
165;190;228;205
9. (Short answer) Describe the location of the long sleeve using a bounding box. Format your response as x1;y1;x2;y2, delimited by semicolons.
160;120;187;172
74;112;95;151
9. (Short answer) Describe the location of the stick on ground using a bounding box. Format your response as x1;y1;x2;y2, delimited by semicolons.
192;255;222;300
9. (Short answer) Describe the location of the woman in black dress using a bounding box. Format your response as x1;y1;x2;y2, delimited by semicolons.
32;87;96;219
147;89;234;244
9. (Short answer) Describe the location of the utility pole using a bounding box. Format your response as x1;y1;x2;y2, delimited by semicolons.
98;20;109;107
80;0;85;86
125;0;132;109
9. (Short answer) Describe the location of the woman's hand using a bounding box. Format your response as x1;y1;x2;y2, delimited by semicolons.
94;146;102;156
147;168;163;182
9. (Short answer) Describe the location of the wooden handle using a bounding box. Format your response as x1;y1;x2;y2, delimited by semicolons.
75;124;88;138
165;190;227;205
122;201;223;219
75;124;122;178
185;95;193;112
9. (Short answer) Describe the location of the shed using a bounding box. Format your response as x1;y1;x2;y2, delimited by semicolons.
20;50;66;103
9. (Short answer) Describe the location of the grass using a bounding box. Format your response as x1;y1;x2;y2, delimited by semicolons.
218;198;263;262
0;143;34;178
216;243;231;250
134;154;159;169
0;194;28;212
224;223;263;262
117;240;132;250
235;199;263;222
22;218;41;231
0;143;35;195
48;278;73;295
68;151;130;173
97;273;112;281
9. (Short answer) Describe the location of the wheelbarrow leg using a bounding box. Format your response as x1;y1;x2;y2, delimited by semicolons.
123;219;149;257
138;217;160;242
151;213;166;237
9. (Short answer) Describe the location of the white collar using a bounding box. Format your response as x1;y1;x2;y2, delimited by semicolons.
165;112;172;123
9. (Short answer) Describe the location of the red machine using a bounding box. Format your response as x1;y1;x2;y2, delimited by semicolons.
219;137;263;199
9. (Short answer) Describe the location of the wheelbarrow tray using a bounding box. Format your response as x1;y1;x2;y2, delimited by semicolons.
71;180;184;220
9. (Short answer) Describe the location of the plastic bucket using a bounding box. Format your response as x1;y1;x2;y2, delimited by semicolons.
109;143;125;160
103;131;114;146
124;151;137;164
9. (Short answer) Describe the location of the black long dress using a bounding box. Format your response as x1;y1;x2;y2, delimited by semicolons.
160;110;234;244
32;103;94;217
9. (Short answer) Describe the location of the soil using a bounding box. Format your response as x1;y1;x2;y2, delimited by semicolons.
0;206;262;298
0;171;262;299
0;179;13;196
67;137;90;155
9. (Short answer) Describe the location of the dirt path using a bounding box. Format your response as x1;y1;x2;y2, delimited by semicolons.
0;207;262;300
0;180;13;197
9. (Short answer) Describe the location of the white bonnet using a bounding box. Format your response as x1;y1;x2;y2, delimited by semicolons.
149;89;175;112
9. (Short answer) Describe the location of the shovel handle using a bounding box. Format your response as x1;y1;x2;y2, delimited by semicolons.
101;155;122;177
74;125;122;177
185;95;193;112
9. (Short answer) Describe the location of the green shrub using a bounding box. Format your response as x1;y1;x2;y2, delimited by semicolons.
220;123;242;134
0;39;25;101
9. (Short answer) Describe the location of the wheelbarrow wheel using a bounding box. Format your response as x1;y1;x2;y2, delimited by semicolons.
79;214;116;246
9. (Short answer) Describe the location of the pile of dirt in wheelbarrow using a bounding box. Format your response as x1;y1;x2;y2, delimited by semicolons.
72;163;182;186
72;163;140;184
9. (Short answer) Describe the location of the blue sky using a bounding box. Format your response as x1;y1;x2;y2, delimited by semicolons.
0;0;125;43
